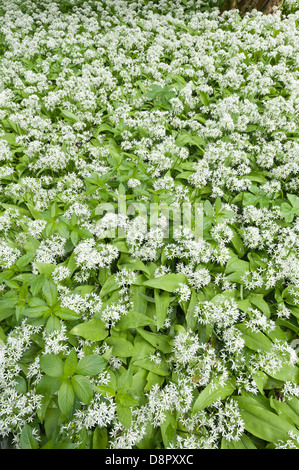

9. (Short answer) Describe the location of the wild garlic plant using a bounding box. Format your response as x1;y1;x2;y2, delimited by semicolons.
0;0;299;449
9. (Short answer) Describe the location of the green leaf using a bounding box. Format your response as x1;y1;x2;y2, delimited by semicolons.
71;375;93;404
34;262;56;277
116;403;132;428
71;230;79;246
282;285;299;306
221;435;257;449
30;274;46;296
0;326;7;343
133;358;170;376
143;273;187;292
0;308;15;321
58;380;74;416
93;428;108;449
115;311;155;330
46;315;61;334
233;397;299;443
117;255;151;276
116;392;138;407
100;274;119;297
192;376;236;413
40;354;64;377
199;91;209;106
76;355;107;376
136;328;172;354
161;411;177;448
236;324;273;352
37;396;52;424
54;307;80;320
20;424;39;449
267;363;299;383
175;133;205;150
131;285;148;314
105;336;136;357
230;229;245;257
60;109;80;122
70;319;108;341
225;258;250;284
248;294;270;317
270;396;299;427
154;290;171;330
36;375;61;396
42;279;57;307
15;252;35;270
44;407;61;440
64;349;78;377
23;305;50;318
252;371;268;395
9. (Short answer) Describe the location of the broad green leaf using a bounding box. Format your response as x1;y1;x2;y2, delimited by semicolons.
115;311;155;330
40;354;64;377
175;133;205;150
221;435;256;449
37;396;52;424
270;396;299;427
154;290;171;330
93;427;108;449
42;279;57;307
71;375;93;404
282;286;299;306
117;256;151;276
15;252;35;270
105;336;136;357
70;319;108;341
20;424;39;449
161;411;177;448
54;307;80;320
46;315;61;334
100;274;118;297
267;362;299;383
60;109;80;122
36;375;61;396
199;91;209;106
116;392;138;407
23;305;50;318
252;371;268;395
236;324;273;352
136;327;172;354
144;371;165;391
0;326;6;343
233;398;299;442
34;262;56;277
0;308;15;321
76;354;107;376
44;408;61;440
58;380;74;416
116;403;132;428
225;258;250;284
133;358;170;376
248;294;270;318
131;285;148;314
192;376;236;413
230;229;245;257
30;274;46;296
143;273;187;292
64;349;78;377
131;369;147;395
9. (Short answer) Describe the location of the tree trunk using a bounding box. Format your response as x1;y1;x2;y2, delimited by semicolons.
221;0;283;15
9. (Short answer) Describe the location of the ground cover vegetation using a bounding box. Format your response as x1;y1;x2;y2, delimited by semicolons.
0;0;299;449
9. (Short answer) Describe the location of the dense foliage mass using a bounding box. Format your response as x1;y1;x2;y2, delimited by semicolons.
0;0;299;450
